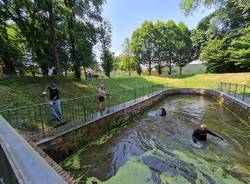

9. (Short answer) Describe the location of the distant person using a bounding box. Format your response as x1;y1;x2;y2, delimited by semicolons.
159;108;166;116
192;124;224;144
48;67;53;76
98;84;106;116
87;67;93;80
43;82;62;122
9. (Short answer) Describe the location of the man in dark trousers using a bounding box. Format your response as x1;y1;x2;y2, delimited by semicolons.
192;124;224;143
43;82;62;121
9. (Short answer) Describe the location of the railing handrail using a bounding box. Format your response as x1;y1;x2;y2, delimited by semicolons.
0;84;164;113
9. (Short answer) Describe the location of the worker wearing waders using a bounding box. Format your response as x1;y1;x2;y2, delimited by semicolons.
192;124;224;143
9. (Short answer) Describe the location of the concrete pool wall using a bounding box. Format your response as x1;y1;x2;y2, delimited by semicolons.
39;88;250;160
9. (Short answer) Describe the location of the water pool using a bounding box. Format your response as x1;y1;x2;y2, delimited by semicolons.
61;94;250;184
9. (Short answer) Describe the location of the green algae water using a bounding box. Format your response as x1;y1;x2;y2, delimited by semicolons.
61;95;250;184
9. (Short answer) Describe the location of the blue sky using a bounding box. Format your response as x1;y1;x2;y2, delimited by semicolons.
102;0;213;55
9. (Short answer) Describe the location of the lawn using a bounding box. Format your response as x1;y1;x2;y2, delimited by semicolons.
0;73;250;111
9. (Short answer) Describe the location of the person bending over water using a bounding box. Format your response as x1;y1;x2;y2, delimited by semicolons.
192;124;224;143
159;108;166;116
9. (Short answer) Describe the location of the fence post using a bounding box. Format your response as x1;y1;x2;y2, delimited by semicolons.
123;90;126;107
7;109;11;126
229;83;231;94
38;105;45;138
106;95;110;113
83;107;86;122
134;88;136;103
234;84;237;98
242;85;246;101
220;82;223;91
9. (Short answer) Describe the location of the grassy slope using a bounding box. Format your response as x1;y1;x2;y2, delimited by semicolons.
111;64;207;78
0;73;250;110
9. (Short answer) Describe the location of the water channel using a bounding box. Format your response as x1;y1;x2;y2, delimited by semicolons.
61;94;250;184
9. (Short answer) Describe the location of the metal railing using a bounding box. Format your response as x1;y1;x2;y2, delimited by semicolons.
0;85;165;142
217;82;248;102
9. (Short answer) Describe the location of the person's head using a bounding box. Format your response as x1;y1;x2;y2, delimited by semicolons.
200;124;208;131
161;108;166;112
51;82;57;89
100;84;105;90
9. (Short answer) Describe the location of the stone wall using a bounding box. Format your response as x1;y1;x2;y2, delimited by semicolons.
39;88;250;162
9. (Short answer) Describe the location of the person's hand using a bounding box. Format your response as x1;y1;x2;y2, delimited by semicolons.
193;139;197;143
42;91;47;95
49;101;54;106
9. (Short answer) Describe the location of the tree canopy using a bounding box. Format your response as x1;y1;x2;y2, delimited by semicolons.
0;0;110;78
182;0;250;73
129;20;193;75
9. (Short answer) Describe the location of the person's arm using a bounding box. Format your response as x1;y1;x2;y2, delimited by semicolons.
207;130;224;141
192;130;198;143
44;86;48;92
43;86;48;95
192;135;197;143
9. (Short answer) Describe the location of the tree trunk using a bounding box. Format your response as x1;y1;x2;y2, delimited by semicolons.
1;25;16;75
65;0;80;79
47;2;61;75
168;65;172;75
2;53;16;75
148;60;152;75
83;66;87;79
179;66;182;75
64;68;68;78
128;58;131;77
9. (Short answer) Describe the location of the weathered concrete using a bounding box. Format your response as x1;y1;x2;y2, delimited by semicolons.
168;88;250;121
38;88;250;161
0;115;68;184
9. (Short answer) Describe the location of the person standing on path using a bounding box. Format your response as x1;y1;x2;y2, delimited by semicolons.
87;67;93;81
43;82;62;122
98;84;106;116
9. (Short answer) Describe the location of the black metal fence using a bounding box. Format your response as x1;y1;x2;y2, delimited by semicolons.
0;85;165;142
217;82;248;102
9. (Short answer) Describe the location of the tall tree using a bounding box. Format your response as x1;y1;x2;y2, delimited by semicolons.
121;37;133;77
101;50;114;78
163;20;178;75
138;21;156;75
99;20;113;78
175;22;193;75
46;0;61;75
131;29;143;76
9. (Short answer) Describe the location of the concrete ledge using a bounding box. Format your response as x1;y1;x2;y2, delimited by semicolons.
0;115;68;184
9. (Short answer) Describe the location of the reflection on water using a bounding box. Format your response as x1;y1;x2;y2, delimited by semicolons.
61;95;250;184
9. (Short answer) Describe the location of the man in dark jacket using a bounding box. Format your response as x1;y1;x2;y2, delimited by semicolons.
43;82;62;121
192;124;224;143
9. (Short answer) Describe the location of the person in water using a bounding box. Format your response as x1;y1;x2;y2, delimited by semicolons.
192;124;224;143
159;108;166;116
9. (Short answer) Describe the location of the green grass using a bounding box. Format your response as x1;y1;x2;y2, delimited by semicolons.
110;64;207;78
1;72;250;111
0;76;162;111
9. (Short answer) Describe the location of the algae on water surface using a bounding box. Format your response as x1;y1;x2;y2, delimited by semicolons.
61;95;250;183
